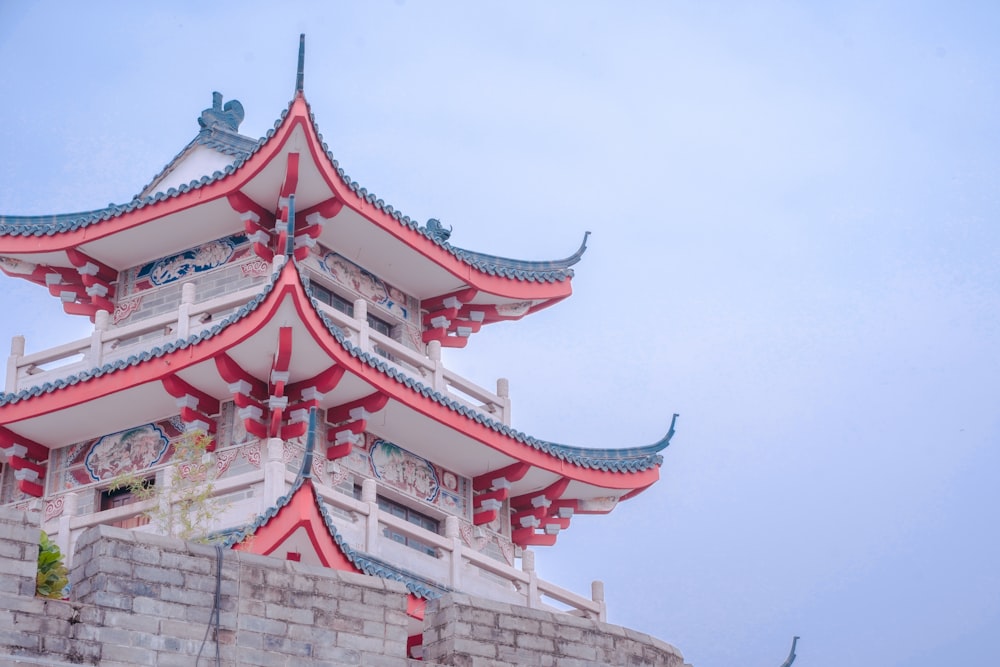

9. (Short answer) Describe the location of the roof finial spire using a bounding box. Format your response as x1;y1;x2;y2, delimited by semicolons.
296;34;306;94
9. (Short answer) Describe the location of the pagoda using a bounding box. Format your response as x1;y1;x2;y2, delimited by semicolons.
0;37;677;644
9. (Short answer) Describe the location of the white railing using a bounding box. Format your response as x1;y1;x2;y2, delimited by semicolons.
312;476;606;620
5;274;511;424
40;460;605;621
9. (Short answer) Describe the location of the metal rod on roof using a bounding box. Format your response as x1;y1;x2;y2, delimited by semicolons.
296;34;306;93
301;406;318;480
286;194;296;257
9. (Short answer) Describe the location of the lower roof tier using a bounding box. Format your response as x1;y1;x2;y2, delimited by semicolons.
0;256;677;546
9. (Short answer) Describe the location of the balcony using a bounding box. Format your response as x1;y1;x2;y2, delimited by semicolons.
4;274;511;424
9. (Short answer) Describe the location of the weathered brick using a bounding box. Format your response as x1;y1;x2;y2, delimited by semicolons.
101;641;157;665
134;564;185;585
342;598;389;622
266;603;314;625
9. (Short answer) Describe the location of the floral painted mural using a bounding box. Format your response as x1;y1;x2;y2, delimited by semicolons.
370;438;440;502
317;250;418;324
340;433;469;517
119;234;252;296
51;417;187;489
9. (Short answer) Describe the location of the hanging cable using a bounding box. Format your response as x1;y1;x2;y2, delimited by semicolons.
196;544;224;666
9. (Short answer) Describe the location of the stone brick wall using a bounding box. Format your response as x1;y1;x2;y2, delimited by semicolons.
422;594;686;667
0;506;689;666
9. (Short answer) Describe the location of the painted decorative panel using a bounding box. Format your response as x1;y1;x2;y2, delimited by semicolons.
118;233;253;297
340;433;469;517
127;234;249;292
315;250;419;324
50;417;188;490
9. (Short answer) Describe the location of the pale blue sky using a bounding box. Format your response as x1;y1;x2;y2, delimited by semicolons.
2;2;999;666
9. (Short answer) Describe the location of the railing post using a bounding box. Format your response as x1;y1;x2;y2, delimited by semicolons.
592;579;607;622
176;282;196;340
361;478;379;555
6;334;25;393
56;492;79;566
262;437;285;511
353;299;370;353
496;377;510;424
522;549;539;609
427;340;444;392
445;516;462;590
91;310;109;367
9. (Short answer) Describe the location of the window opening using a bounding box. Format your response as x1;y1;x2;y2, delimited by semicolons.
100;478;153;529
354;486;440;556
312;282;397;360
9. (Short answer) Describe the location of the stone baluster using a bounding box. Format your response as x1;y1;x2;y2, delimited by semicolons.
56;492;79;566
176;282;197;340
496;377;510;424
354;299;370;353
6;334;24;393
361;478;380;556
262;437;285;511
91;309;109;367
522;548;539;609
592;579;607;622
445;516;462;590
428;340;444;392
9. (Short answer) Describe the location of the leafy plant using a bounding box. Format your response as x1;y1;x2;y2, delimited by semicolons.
36;531;68;599
108;431;223;541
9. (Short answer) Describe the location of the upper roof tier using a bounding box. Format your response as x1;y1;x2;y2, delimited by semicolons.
0;86;587;321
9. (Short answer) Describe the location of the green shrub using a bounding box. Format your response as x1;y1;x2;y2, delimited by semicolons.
36;531;68;599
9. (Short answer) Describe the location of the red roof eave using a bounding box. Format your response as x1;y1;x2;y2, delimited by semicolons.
0;98;574;303
0;263;656;493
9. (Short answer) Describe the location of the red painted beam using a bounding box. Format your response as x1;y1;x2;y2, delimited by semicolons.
511;528;557;548
473;462;530;492
65;248;116;283
298;197;344;224
228;191;275;228
215;354;268;400
161;375;221;415
0;427;50;461
17;479;44;498
510;477;570;511
8;455;46;477
327;391;389;424
179;407;218;435
279;153;300;198
422;287;479;313
272;327;294;374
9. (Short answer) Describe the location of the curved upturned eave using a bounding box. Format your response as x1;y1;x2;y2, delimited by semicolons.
0;95;581;301
0;261;670;489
